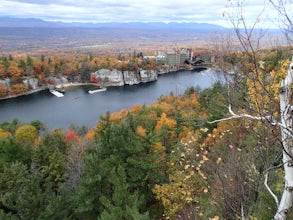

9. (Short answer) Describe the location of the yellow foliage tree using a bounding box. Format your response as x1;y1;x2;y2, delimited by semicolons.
15;125;39;147
269;60;290;100
155;113;177;131
153;130;207;219
246;59;290;115
108;108;129;122
7;61;22;80
153;171;201;218
0;128;12;139
84;129;95;140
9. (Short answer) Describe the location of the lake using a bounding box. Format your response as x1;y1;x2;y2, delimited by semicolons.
0;69;221;130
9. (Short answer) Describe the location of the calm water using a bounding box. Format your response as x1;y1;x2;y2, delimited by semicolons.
0;69;220;130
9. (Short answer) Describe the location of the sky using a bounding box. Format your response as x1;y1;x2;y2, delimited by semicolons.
0;0;282;27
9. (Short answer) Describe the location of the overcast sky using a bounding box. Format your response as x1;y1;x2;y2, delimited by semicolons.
0;0;281;27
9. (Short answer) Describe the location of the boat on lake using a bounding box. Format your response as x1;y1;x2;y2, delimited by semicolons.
50;90;64;97
88;88;107;94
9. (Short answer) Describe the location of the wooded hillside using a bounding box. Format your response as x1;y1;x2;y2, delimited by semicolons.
0;64;292;218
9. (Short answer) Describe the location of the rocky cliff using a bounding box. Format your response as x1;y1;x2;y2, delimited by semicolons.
123;71;140;85
139;70;158;83
92;68;160;87
92;69;124;87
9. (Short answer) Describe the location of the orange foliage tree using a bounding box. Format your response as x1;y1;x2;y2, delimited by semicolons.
65;129;80;145
10;83;27;95
0;84;8;97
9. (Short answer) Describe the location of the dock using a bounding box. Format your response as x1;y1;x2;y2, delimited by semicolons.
88;88;107;94
50;90;64;97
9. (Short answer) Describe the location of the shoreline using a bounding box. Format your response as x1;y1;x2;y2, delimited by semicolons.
0;83;99;101
0;87;48;100
0;67;208;101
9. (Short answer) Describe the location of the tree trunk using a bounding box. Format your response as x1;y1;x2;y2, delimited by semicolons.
274;58;293;219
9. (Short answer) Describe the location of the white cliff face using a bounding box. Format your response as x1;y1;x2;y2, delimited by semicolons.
123;71;140;85
92;69;159;87
93;69;125;86
23;78;39;90
158;66;169;75
140;70;158;83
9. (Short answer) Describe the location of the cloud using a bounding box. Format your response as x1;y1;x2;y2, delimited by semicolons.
0;0;280;27
5;0;53;4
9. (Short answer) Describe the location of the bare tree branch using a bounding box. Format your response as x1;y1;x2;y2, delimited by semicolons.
269;0;293;44
208;105;293;134
264;172;280;207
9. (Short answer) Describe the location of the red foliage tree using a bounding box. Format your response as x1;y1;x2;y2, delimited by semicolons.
65;129;80;145
90;74;100;84
34;65;42;74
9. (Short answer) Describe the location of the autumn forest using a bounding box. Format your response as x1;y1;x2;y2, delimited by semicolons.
0;44;293;219
0;51;163;97
1;0;293;218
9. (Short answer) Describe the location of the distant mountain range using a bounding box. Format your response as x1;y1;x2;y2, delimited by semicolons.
0;17;226;31
0;17;283;53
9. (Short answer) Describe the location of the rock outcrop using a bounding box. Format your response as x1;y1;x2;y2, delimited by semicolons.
92;69;124;87
23;78;39;90
92;68;160;87
139;70;158;83
123;71;140;85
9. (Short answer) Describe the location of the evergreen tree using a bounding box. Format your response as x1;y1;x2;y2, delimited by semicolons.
99;166;149;220
80;61;91;83
0;138;31;165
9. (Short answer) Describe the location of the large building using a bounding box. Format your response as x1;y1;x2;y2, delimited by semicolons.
166;48;193;67
166;51;181;66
